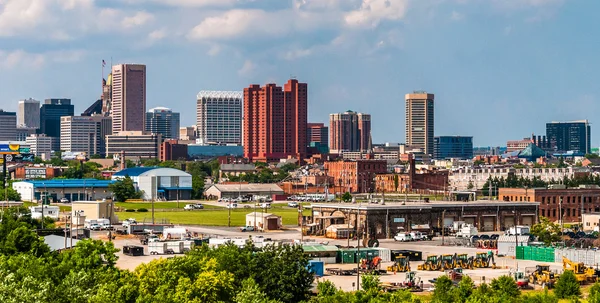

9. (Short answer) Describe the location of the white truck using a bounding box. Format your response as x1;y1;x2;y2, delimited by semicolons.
394;232;412;242
85;218;110;229
506;225;530;236
455;224;478;238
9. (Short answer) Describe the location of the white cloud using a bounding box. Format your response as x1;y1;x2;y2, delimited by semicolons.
451;11;464;21
237;59;256;76
0;49;85;69
122;11;154;28
122;0;238;7
344;0;409;28
148;28;167;41
188;9;290;40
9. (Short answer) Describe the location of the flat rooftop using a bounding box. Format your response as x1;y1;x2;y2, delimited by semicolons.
311;200;539;210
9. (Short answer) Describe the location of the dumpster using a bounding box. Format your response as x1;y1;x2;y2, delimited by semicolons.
308;260;324;277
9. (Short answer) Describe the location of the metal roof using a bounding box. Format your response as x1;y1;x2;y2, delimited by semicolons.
44;235;80;251
113;167;191;178
311;200;540;210
19;179;113;188
302;245;340;252
209;184;283;193
112;167;157;177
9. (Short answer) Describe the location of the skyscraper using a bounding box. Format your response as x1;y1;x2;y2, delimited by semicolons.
0;110;17;141
405;91;435;155
546;120;591;154
243;79;307;162
111;64;146;134
60;116;112;157
145;107;180;139
434;136;473;159
40;98;74;150
196;91;242;144
18;98;40;129
307;123;329;146
329;110;371;154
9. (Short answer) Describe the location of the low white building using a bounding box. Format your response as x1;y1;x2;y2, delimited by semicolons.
245;212;282;231
205;184;284;199
29;205;60;220
112;167;192;201
71;200;117;224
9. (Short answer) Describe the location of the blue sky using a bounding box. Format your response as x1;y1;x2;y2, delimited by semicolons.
0;0;598;147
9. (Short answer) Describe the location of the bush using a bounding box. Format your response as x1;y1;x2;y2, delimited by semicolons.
554;270;581;299
125;209;136;212
588;282;600;303
137;208;148;212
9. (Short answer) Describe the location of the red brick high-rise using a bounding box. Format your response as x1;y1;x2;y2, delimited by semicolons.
243;79;307;162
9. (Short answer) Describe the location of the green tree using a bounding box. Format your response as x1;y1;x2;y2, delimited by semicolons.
490;275;520;301
235;278;281;303
108;176;142;202
432;275;455;303
467;180;474;190
2;226;49;257
521;289;558;303
588;282;600;303
554;270;581;299
342;192;352;202
316;281;338;298
530;217;562;245
361;274;380;293
0;186;21;201
455;275;475;303
393;174;399;192
465;283;495;303
586;153;600;160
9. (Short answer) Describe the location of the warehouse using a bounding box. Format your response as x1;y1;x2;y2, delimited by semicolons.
309;200;539;239
245;212;282;231
112;167;192;201
72;200;118;224
12;179;113;202
204;184;284;199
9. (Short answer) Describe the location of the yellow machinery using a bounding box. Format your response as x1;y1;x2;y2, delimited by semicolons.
456;254;474;270
473;252;496;269
387;255;411;273
441;254;456;270
562;257;598;283
418;255;442;271
529;265;558;287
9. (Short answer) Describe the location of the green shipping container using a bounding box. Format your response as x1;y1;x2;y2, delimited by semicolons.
516;246;525;260
523;246;533;260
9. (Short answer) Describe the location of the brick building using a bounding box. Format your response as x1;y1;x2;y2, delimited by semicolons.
324;160;387;193
160;139;188;161
243;79;307;162
499;187;600;223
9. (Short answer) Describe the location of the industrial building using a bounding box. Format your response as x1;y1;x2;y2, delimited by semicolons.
204;184;284;199
12;179;113;202
309;200;539;239
71;200;117;224
112;167;192;201
245;212;282;231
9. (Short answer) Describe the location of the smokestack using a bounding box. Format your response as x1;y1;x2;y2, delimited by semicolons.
120;151;126;170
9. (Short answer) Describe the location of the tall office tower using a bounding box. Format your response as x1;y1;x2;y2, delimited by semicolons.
145;107;180;139
329;110;371;154
0;110;17;141
18;98;40;129
405;91;435;155
111;64;146;134
243;79;307;162
546;120;591;154
196;91;242;145
307;123;329;145
60;116;113;157
40;98;74;151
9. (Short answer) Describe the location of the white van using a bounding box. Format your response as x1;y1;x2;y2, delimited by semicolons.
394;232;412;242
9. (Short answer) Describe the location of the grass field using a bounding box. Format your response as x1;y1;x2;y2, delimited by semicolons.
23;201;72;212
115;202;311;226
115;202;221;210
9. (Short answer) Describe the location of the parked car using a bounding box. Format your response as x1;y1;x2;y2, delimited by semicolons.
89;223;102;231
193;203;204;209
184;204;196;211
394;232;412;242
60;197;70;203
240;226;255;232
260;203;271;209
226;203;238;209
287;201;299;208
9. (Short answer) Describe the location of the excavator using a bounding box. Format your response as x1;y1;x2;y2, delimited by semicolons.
455;253;474;270
473;252;497;269
418;255;442;271
387;255;411;273
562;257;599;284
510;268;530;289
529;265;558;288
360;256;385;274
381;272;423;292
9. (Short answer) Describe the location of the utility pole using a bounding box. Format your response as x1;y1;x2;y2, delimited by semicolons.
442;210;446;246
356;202;361;289
347;208;351;247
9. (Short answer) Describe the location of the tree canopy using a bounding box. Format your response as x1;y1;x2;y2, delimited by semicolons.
108;176;142;202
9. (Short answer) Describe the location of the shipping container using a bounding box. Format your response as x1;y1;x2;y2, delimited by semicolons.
308;260;324;277
375;248;391;262
516;246;525;260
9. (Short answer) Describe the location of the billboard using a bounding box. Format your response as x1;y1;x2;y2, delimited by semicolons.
0;144;20;155
25;168;47;179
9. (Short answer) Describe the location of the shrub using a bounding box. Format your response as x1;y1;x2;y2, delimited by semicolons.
554;270;581;299
137;208;148;212
125;209;136;212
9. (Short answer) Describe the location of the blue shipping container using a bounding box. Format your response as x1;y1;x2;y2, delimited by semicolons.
308;260;324;277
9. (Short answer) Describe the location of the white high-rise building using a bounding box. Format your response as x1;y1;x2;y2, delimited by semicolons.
60;116;112;157
26;134;52;158
196;91;242;145
18;98;40;129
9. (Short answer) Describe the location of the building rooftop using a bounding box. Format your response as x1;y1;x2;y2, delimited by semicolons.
113;167;191;178
245;212;279;218
44;235;79;251
311;200;540;210
17;179;113;188
197;91;243;100
221;164;256;171
209;184;283;193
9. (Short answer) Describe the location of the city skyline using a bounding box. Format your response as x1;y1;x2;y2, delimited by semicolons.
0;1;599;147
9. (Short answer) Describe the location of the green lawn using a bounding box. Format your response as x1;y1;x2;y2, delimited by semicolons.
116;204;310;226
115;202;221;210
23;201;71;212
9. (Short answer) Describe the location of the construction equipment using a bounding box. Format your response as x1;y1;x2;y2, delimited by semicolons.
473;252;496;268
387;255;411;273
528;265;558;288
360;256;385;274
562;257;599;283
441;254;456;270
510;269;530;289
455;253;474;270
418;255;442;271
381;272;423;293
446;268;464;281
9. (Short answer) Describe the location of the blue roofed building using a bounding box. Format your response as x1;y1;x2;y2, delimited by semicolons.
12;179;113;202
112;167;192;201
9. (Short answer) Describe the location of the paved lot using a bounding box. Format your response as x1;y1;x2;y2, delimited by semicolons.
95;228;563;291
